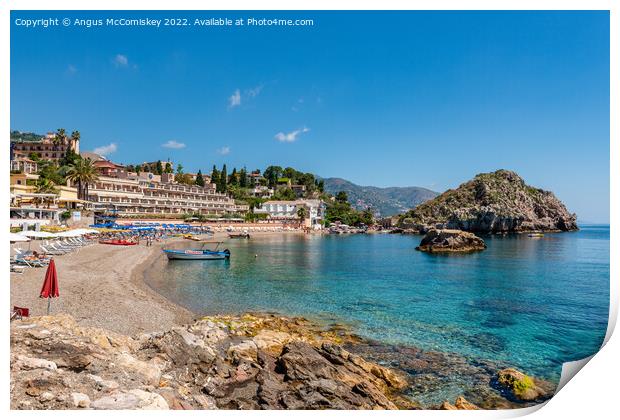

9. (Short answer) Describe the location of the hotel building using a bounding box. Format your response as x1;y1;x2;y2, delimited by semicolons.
85;173;249;217
11;132;79;163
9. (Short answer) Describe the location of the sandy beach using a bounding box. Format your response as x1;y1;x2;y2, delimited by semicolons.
10;238;196;335
10;231;308;335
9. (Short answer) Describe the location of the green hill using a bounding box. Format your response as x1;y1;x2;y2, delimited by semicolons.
11;130;45;142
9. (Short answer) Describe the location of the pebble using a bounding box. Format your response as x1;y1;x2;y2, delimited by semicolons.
71;392;91;408
39;392;55;402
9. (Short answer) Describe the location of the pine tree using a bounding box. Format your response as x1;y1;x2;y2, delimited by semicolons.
230;168;238;186
239;167;248;188
211;165;220;190
165;162;172;173
156;160;163;175
218;164;228;193
196;170;205;187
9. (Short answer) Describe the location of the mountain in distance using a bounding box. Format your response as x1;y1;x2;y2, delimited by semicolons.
321;177;439;217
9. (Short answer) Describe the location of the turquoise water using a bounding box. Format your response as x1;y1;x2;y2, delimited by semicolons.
147;226;609;388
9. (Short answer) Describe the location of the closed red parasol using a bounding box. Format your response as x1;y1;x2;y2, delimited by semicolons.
40;258;59;314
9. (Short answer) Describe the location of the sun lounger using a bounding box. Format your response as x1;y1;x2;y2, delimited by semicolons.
11;306;29;321
40;245;65;255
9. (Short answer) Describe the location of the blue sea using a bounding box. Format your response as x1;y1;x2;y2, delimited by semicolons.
146;225;609;402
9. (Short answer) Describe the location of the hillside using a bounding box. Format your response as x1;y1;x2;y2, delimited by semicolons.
322;178;438;217
399;169;578;233
10;130;44;142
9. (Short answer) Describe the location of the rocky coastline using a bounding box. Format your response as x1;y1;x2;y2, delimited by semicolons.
10;312;555;410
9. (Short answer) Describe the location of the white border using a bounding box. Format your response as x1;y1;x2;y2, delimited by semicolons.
1;2;616;420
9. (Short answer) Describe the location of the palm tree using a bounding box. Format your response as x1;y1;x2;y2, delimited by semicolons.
34;179;59;208
297;206;308;226
70;130;80;142
53;128;67;146
66;158;99;200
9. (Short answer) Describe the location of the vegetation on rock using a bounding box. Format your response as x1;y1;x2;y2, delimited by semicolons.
399;169;578;233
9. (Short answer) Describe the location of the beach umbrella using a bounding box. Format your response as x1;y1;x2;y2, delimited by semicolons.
21;230;56;239
9;233;31;242
56;229;82;237
39;258;59;315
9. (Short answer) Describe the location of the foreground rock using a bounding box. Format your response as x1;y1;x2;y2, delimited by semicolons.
11;314;408;410
439;396;480;410
400;169;578;233
416;229;486;253
494;368;555;402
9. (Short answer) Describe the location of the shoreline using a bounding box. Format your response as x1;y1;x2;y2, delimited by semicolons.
10;231;558;409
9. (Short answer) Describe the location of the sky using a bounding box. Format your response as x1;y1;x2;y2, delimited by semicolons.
10;11;609;222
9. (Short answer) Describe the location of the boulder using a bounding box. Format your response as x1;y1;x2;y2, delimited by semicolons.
416;229;486;253
115;353;161;386
14;356;57;371
92;390;169;410
227;340;258;363
495;368;552;401
252;331;292;354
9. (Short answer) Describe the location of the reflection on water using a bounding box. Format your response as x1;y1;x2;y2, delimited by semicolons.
147;226;609;389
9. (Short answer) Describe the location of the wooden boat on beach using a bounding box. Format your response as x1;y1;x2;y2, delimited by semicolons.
163;241;230;260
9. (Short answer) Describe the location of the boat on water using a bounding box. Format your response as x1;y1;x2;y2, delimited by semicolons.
527;233;545;238
183;234;202;241
99;239;138;246
228;232;250;239
163;241;230;260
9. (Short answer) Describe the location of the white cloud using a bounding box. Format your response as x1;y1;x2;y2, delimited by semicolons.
217;146;230;155
228;84;264;109
113;54;129;67
93;143;117;156
228;89;241;108
162;140;186;149
246;84;264;98
274;127;310;143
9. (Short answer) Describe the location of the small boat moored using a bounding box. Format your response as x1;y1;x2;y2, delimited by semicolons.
527;232;545;238
163;241;231;260
228;231;250;239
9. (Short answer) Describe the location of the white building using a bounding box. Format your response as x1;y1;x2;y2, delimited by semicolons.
255;199;326;229
250;185;274;198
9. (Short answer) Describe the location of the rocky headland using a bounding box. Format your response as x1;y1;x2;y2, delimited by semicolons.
416;229;486;253
399;170;578;233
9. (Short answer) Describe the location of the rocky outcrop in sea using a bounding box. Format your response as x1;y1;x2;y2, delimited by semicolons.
399;170;578;233
416;229;486;253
